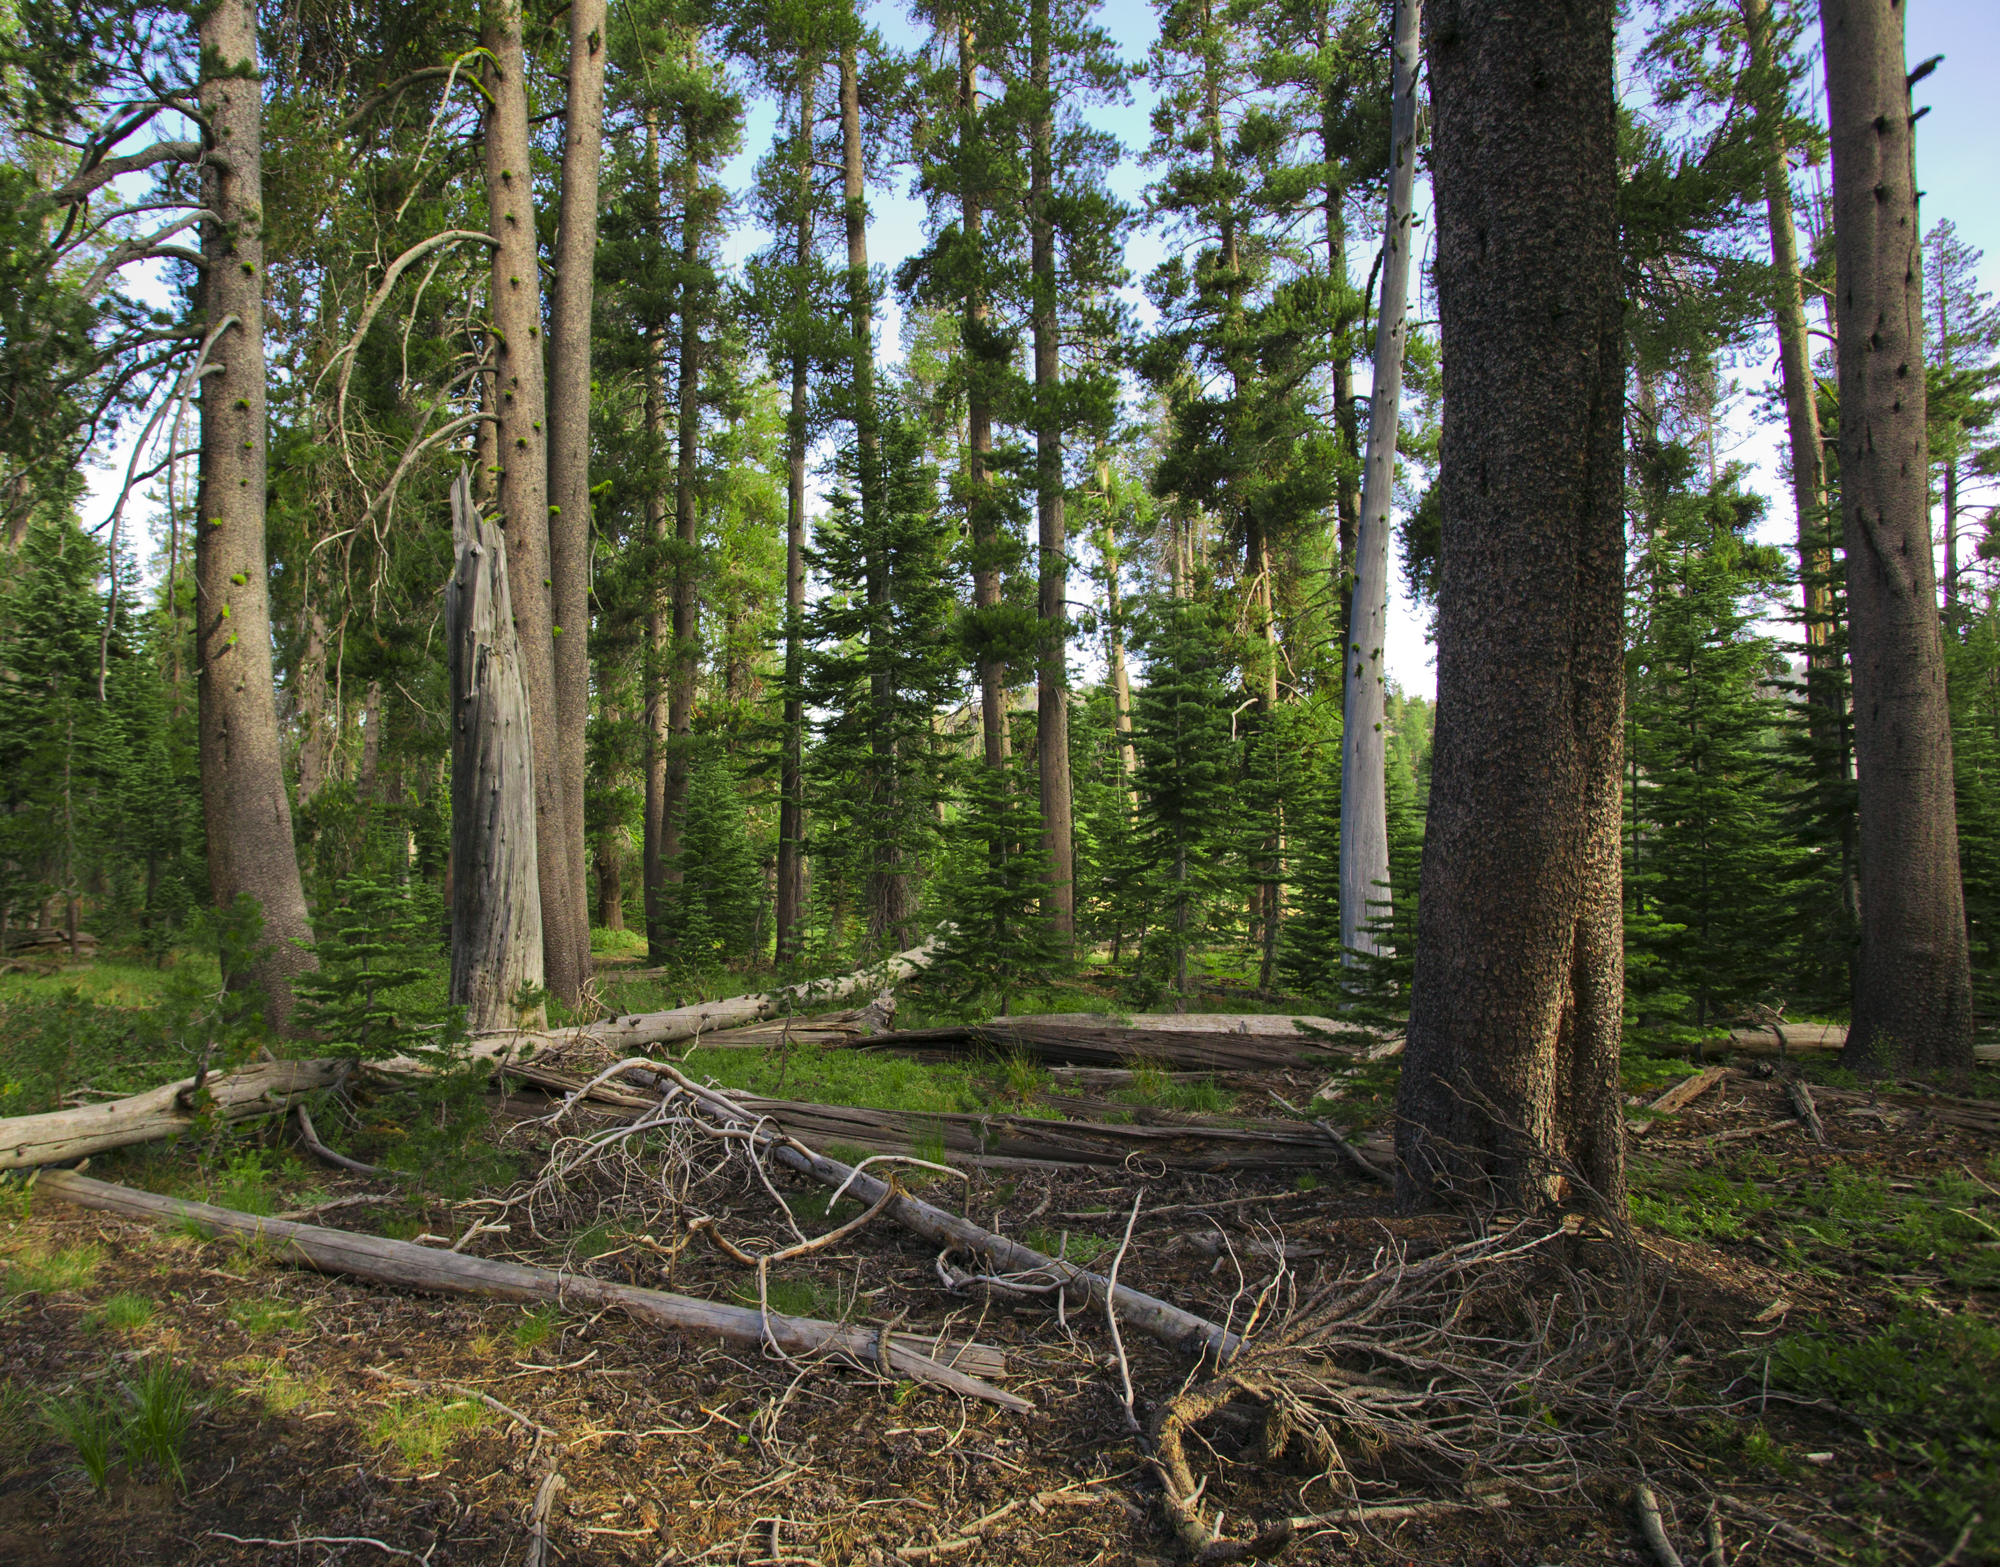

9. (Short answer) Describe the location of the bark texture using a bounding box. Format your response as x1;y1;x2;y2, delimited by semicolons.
1030;0;1074;944
1821;0;1974;1080
546;0;607;985
483;0;582;1006
1393;0;1627;1213
447;472;546;1035
1339;0;1421;965
776;68;817;964
962;24;1011;774
195;0;316;1030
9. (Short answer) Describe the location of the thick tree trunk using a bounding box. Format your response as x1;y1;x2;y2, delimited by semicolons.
1339;0;1421;966
1393;0;1627;1214
483;0;582;1007
447;472;546;1035
547;0;606;974
1821;0;1974;1080
776;70;817;965
195;0;315;1030
1030;0;1074;946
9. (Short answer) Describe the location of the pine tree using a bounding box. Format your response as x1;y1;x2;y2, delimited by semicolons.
292;876;445;1062
1626;457;1812;1035
658;750;765;965
920;749;1066;1016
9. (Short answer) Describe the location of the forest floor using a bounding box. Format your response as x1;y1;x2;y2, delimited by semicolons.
1;953;1997;1566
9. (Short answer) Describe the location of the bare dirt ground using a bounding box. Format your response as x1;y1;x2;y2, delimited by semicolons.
1;1064;1992;1566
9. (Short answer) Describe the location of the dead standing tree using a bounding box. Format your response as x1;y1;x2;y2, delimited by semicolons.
448;472;546;1033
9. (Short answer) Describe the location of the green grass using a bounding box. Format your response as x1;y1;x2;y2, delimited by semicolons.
590;925;648;957
1770;1308;1999;1558
229;1298;311;1336
683;1042;982;1116
1630;1159;2000;1289
86;1293;156;1334
226;1355;328;1417
1118;1063;1231;1115
513;1306;556;1349
3;1240;103;1296
369;1394;491;1466
41;1385;120;1493
732;1276;834;1319
120;1356;196;1488
1023;1227;1113;1267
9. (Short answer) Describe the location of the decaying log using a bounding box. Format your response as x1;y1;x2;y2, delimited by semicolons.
34;1171;1027;1411
1005;1012;1349;1038
1785;1078;1828;1145
1648;1067;1730;1116
572;940;942;1052
608;1060;1244;1362
875;1020;1358;1073
0;1059;342;1171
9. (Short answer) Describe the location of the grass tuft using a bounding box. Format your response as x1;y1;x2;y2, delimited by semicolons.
3;1240;103;1296
369;1395;491;1466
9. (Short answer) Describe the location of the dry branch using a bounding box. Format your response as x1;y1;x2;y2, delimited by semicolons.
34;1171;1027;1411
570;1059;1244;1362
1785;1079;1828;1145
1636;1484;1688;1567
1650;1068;1730;1116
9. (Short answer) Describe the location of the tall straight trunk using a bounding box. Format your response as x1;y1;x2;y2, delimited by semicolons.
640;114;672;953
660;93;704;912
1098;460;1137;794
1393;0;1627;1213
1030;0;1074;945
1339;0;1420;966
358;680;383;799
547;0;606;971
194;0;315;1028
841;41;907;941
961;21;1009;773
447;473;546;1033
1321;4;1361;643
1743;0;1837;744
776;69;817;965
482;0;581;1005
295;607;333;806
1821;0;1973;1080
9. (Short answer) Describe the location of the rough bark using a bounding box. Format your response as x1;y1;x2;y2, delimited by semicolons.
482;0;582;1007
1030;0;1074;945
448;472;547;1035
1339;0;1421;965
194;0;315;1031
658;130;704;921
1821;0;1974;1080
36;1173;1025;1411
295;608;333;806
547;0;606;980
776;69;817;964
1392;0;1627;1213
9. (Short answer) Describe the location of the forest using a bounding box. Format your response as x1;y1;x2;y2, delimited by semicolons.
0;0;1998;1564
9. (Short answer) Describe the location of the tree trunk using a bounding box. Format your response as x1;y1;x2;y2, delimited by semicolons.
1339;0;1420;966
547;0;607;973
195;0;315;1030
1322;5;1362;650
482;0;582;1007
447;472;546;1035
777;66;817;966
1743;0;1839;758
295;608;333;807
961;22;1011;774
357;680;383;800
1821;0;1974;1081
1030;0;1074;946
1392;0;1627;1214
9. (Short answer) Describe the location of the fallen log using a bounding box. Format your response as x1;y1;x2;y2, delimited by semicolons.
612;1060;1245;1362
575;940;942;1053
0;1059;342;1171
873;1020;1357;1074
1006;1012;1349;1038
34;1170;1027;1412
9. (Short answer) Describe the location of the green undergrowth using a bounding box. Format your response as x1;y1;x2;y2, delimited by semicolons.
1629;1155;2000;1289
683;1042;982;1116
369;1393;491;1467
1770;1308;2000;1558
731;1276;840;1320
